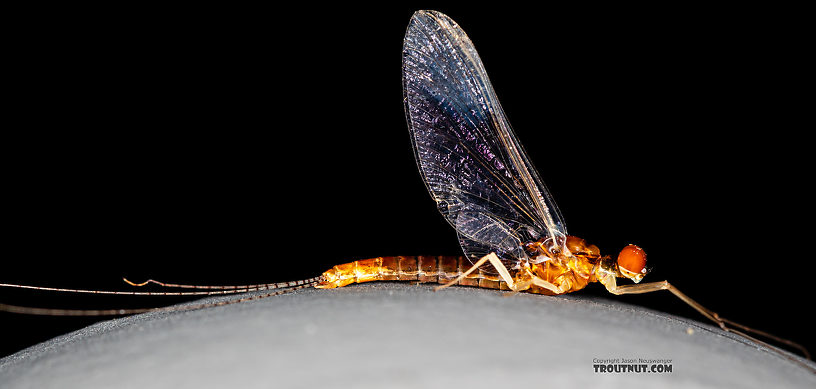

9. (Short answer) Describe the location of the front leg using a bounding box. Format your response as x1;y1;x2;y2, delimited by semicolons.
610;280;719;323
610;280;811;361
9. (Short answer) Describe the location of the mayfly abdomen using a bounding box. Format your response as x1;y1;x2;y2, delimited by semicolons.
316;256;511;291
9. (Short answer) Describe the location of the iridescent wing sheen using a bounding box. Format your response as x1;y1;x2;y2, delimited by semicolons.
402;10;567;268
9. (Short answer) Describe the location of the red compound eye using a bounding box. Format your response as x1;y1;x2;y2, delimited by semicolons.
617;244;646;274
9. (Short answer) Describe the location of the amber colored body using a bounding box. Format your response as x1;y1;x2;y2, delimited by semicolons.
317;256;504;290
316;236;610;295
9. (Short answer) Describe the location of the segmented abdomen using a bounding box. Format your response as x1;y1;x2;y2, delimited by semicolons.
316;256;512;291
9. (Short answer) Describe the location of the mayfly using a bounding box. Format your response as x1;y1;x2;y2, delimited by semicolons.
1;10;812;370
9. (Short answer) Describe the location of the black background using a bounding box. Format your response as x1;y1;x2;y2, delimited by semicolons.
3;4;812;360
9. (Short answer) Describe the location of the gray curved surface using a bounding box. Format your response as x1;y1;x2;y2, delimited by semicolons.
1;283;814;389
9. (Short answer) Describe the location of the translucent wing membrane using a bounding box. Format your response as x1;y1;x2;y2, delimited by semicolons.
454;204;527;266
402;10;567;269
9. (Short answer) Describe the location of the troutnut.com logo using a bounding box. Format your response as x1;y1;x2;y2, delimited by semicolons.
593;358;673;373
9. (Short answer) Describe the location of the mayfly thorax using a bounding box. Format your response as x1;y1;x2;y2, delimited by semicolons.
1;10;812;373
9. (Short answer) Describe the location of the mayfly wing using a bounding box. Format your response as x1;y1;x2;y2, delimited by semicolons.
454;204;527;265
402;10;567;268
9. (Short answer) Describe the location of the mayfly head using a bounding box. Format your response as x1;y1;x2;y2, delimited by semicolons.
617;244;648;283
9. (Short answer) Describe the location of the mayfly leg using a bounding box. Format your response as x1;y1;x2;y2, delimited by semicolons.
0;282;317;316
610;280;814;372
434;252;562;294
434;253;515;291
